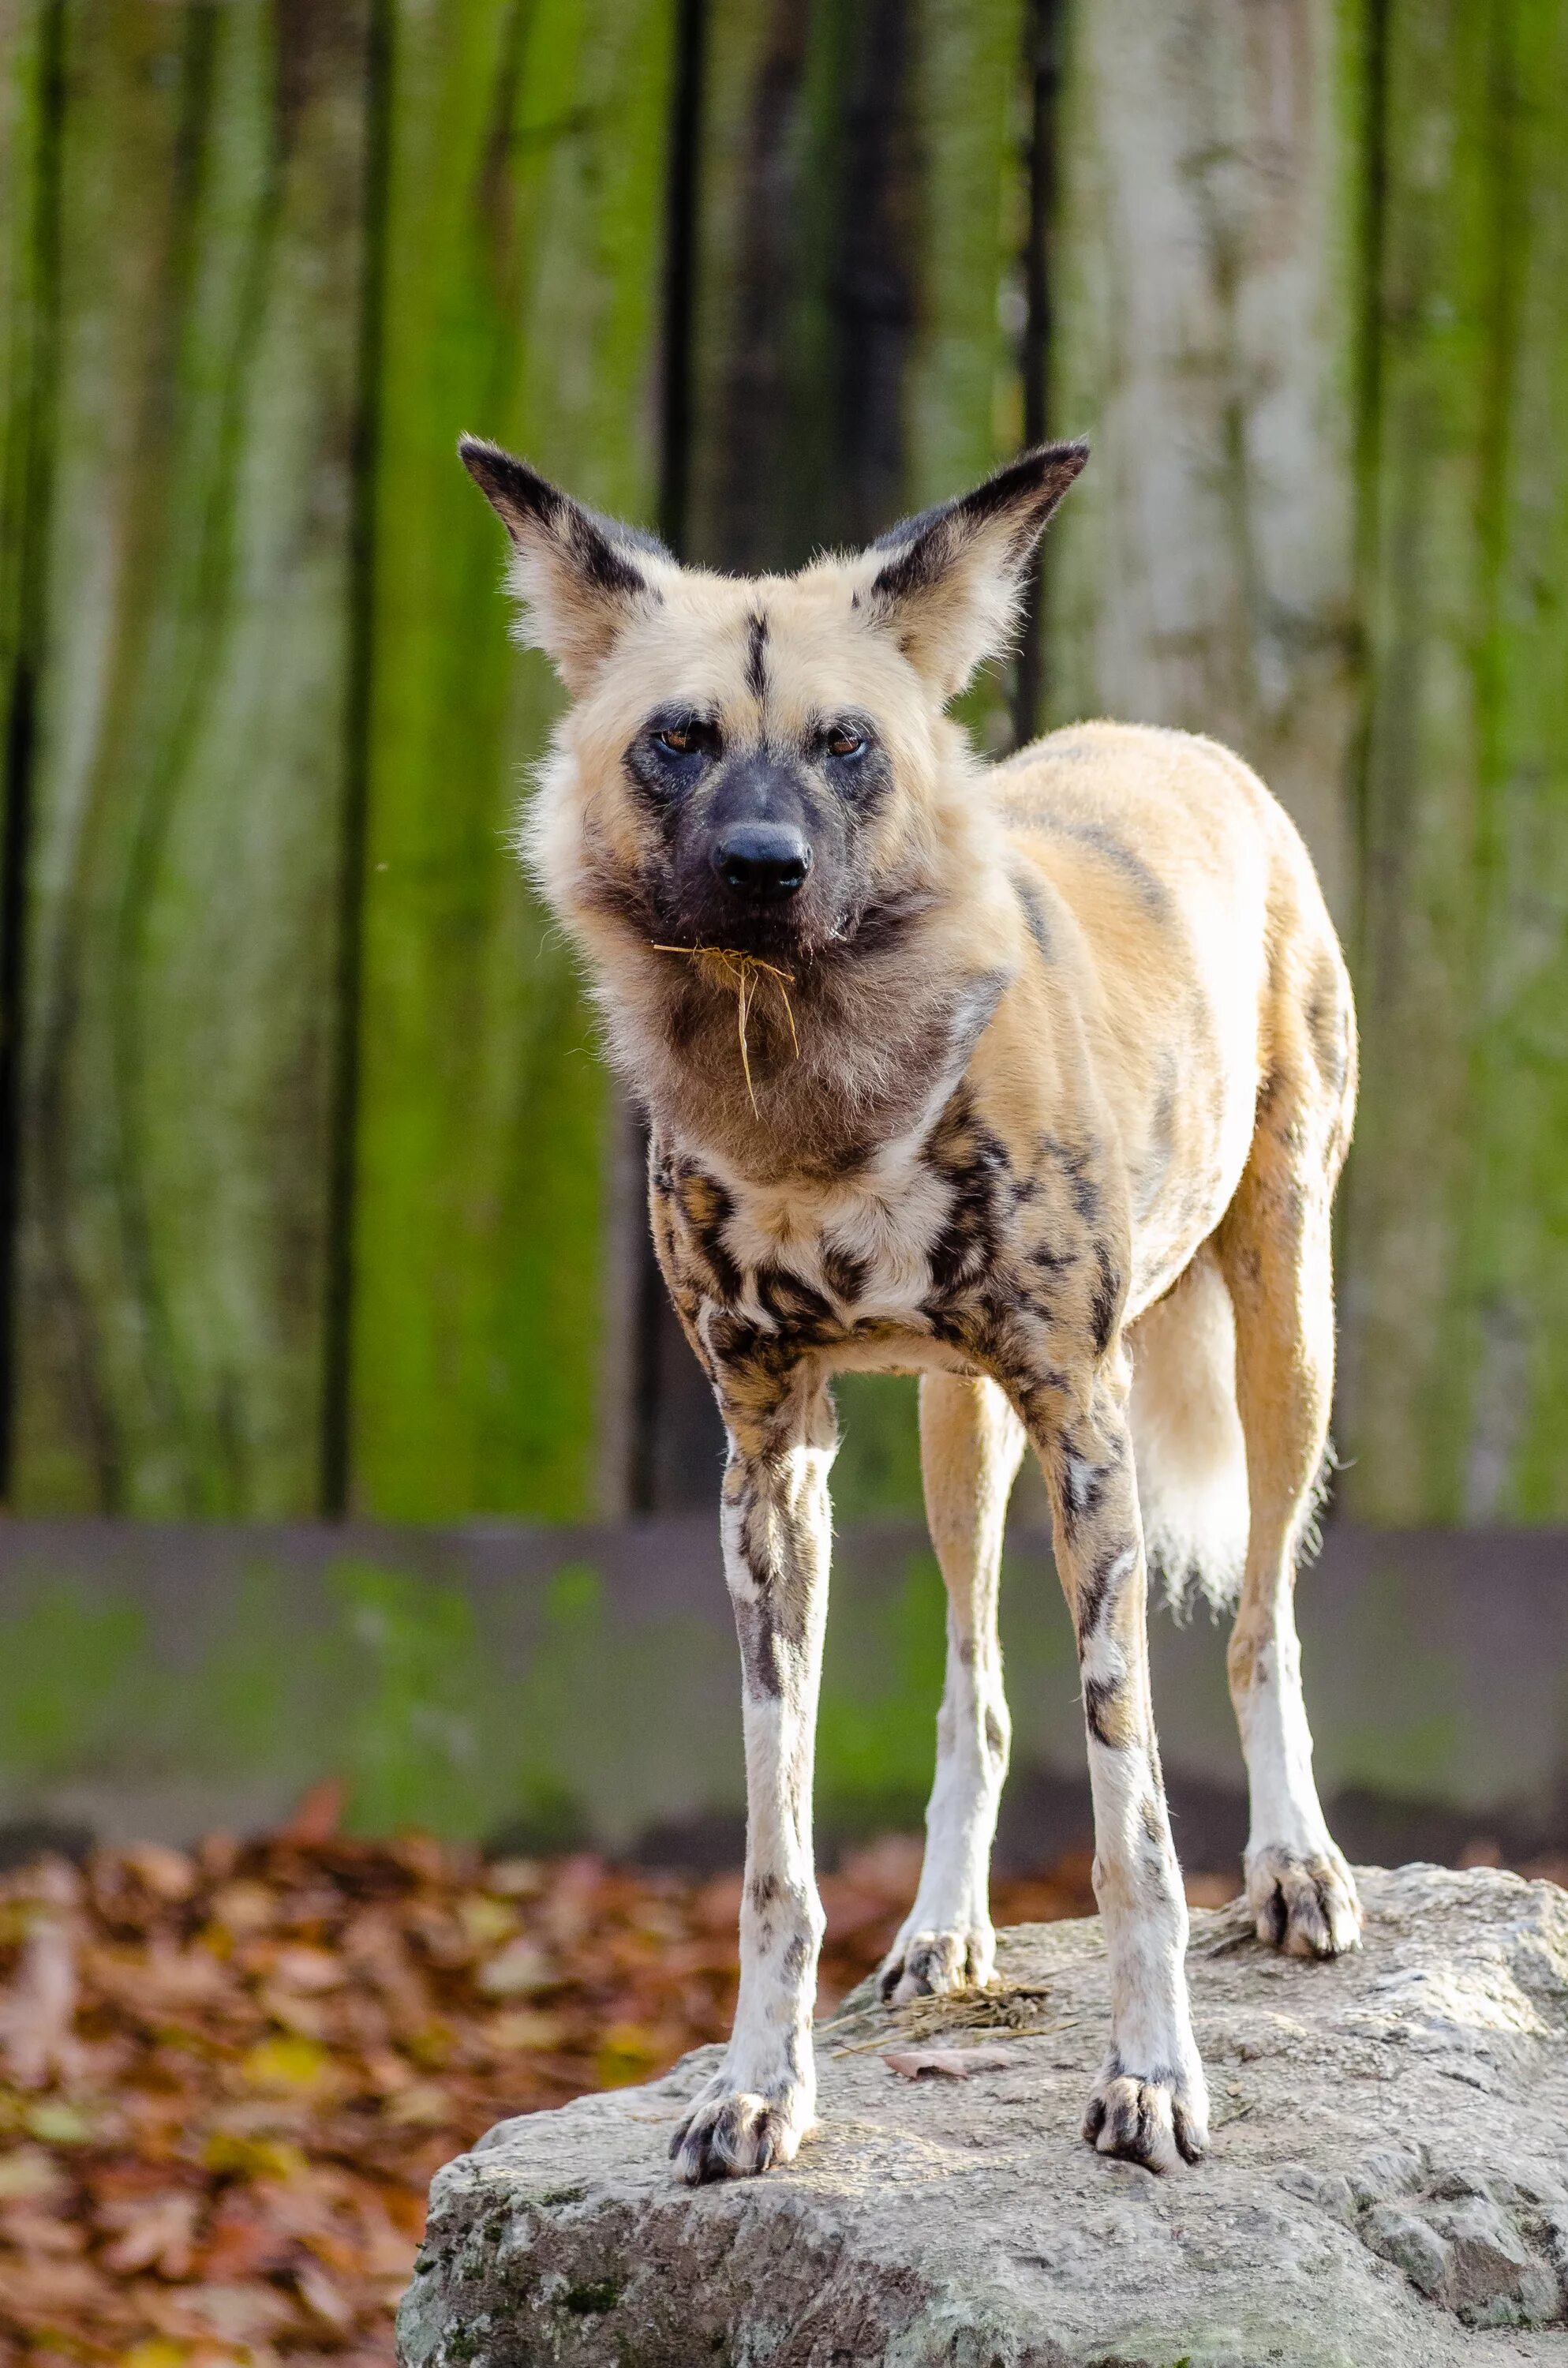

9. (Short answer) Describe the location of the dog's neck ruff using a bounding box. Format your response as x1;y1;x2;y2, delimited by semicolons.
614;897;1016;1190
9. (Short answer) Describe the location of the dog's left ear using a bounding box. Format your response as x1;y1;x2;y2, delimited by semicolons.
459;435;672;692
859;440;1088;699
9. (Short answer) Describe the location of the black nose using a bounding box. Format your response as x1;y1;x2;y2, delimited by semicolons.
712;822;812;901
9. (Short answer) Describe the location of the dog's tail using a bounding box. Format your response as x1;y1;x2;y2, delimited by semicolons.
1127;1246;1250;1618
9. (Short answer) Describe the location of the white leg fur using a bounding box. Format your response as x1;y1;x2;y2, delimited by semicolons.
1222;1180;1362;1958
1040;1365;1210;2170
1076;1564;1208;2170
1236;1601;1331;1860
880;1376;1026;2001
1230;1562;1360;1956
672;1407;834;2183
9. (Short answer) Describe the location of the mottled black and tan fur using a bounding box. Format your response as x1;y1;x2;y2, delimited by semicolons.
461;431;1361;2183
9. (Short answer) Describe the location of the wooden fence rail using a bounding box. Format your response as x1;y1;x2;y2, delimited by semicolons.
0;0;1563;1526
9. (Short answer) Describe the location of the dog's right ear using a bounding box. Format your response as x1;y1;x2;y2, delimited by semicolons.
458;436;672;692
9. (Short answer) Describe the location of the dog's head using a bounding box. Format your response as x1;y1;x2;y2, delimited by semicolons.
461;437;1087;967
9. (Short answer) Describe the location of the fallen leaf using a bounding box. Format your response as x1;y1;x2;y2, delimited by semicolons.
456;1898;517;1950
200;2130;308;2183
239;2034;332;2092
159;2280;298;2344
24;2100;94;2145
0;2144;66;2201
0;2253;105;2310
119;2340;190;2368
121;1847;197;1905
596;2022;670;2088
256;1984;331;2039
881;2045;1014;2080
485;2008;567;2051
2;2205;84;2253
204;1881;275;1937
382;2081;453;2128
90;1939;228;2014
0;1915;82;2088
474;1939;556;1998
269;1945;343;1993
485;1859;544;1898
277;1779;346;1846
194;2199;294;2280
99;2192;201;2278
295;2260;355;2329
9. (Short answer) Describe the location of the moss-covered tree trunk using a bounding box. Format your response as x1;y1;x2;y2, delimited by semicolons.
1341;0;1568;1521
0;0;60;1487
0;0;55;897
345;0;676;1521
10;1;371;1513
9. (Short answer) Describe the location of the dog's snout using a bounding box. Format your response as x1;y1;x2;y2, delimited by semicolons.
713;823;812;902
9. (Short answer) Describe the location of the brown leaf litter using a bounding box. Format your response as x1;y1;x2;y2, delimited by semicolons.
0;1828;1114;2368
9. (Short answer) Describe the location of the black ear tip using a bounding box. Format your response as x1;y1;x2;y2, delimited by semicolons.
1025;436;1090;480
457;430;501;478
457;433;559;525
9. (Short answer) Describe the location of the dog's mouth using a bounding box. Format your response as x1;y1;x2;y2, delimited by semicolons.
660;875;837;963
648;868;941;972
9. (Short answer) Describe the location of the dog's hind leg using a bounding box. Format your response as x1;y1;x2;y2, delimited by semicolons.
1035;1347;1209;2169
878;1374;1025;2003
1216;1029;1361;1958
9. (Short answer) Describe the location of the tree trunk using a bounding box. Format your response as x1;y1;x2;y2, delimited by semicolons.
1044;0;1364;924
11;1;370;1514
1342;0;1568;1521
346;0;677;1520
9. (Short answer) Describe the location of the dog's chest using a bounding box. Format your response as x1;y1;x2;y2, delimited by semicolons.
666;1134;974;1357
658;1098;1110;1381
732;1170;951;1330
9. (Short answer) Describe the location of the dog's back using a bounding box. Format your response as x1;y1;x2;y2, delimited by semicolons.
994;720;1342;1146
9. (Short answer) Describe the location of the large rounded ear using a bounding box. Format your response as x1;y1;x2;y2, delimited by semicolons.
458;435;674;693
859;440;1088;700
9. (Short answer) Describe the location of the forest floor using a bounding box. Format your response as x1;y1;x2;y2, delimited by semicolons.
0;1813;1557;2368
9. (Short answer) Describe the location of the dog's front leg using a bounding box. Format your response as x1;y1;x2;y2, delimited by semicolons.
1038;1361;1209;2171
670;1365;835;2184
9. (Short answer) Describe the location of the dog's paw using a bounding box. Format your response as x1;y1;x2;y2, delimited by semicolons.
669;2085;810;2184
877;1920;994;2005
1247;1842;1362;1959
1083;2057;1208;2171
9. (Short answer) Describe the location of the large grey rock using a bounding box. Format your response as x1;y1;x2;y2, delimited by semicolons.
398;1867;1568;2366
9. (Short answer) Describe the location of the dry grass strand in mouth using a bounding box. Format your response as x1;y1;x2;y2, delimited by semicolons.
653;943;800;1114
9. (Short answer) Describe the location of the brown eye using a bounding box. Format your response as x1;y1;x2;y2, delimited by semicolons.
826;725;867;760
654;724;694;755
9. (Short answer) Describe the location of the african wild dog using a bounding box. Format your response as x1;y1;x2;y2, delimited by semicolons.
461;432;1360;2182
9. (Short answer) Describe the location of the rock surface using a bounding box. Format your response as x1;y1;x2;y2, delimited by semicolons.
398;1867;1568;2366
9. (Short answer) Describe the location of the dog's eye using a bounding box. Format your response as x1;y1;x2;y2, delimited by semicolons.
654;725;695;756
825;726;867;761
